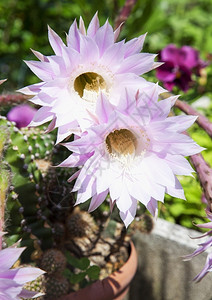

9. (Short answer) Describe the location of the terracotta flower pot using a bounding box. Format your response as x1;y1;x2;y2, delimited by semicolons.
60;241;137;300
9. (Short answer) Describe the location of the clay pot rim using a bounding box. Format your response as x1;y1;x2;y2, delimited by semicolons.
60;240;137;300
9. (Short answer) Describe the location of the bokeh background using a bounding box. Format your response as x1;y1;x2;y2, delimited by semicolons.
1;0;212;90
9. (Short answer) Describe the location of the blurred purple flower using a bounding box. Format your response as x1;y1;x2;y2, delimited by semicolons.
156;44;206;92
183;210;212;281
7;104;36;129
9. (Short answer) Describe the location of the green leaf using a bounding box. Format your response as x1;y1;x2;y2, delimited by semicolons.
79;278;89;289
79;257;90;270
70;272;87;284
66;251;90;270
63;268;73;278
86;265;100;280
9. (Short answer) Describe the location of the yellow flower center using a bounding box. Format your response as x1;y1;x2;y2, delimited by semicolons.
74;72;107;101
106;129;137;156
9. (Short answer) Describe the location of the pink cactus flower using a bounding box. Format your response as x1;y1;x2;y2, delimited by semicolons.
60;85;203;227
19;13;161;143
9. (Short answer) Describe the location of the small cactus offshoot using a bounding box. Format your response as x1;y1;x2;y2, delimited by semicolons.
66;209;98;239
40;249;66;275
43;275;70;300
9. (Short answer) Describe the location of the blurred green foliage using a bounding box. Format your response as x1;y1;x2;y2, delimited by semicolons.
0;0;212;91
123;0;212;53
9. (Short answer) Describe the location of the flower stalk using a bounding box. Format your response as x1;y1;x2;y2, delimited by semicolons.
172;98;212;210
114;0;138;29
0;93;30;106
175;99;212;138
190;153;212;211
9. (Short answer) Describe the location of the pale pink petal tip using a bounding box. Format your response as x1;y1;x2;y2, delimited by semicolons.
19;289;45;299
0;79;7;85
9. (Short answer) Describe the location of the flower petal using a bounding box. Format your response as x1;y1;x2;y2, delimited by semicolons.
88;190;108;212
87;12;100;38
124;34;146;57
48;25;65;56
0;279;22;300
79;16;86;35
147;198;158;217
95;20;114;56
67;20;81;51
95;92;114;123
117;53;157;75
18;289;45;299
119;199;137;227
24;60;53;82
0;247;25;272
0;267;45;285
